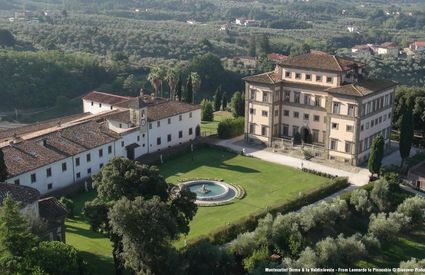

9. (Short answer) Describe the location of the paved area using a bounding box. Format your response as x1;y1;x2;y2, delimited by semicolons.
400;185;425;198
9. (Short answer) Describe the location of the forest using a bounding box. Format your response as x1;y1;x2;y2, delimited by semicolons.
0;0;424;118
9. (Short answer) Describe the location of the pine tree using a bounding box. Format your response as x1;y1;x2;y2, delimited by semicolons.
399;101;414;168
248;36;256;57
185;74;193;103
0;195;38;258
368;134;384;178
174;75;182;102
0;149;7;182
213;86;222;112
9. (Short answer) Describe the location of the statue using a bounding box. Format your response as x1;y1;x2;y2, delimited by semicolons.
197;184;210;194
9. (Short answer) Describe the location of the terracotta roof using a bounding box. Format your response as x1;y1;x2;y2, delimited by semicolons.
147;101;200;121
353;45;371;50
0;183;40;206
0;113;91;142
326;79;397;97
278;52;364;72
105;110;132;124
267;53;288;60
82;91;131;105
38;197;67;221
243;71;281;85
380;42;397;48
3;121;120;177
414;41;425;47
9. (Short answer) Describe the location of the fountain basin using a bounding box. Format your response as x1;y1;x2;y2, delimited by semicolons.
179;180;240;206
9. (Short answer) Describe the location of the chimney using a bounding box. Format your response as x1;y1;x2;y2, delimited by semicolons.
57;120;62;127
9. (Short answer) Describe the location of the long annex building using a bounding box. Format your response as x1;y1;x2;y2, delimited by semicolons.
0;92;201;194
243;51;397;166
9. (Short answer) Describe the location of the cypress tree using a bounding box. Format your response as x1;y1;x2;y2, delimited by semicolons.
222;92;227;110
0;149;7;182
213;86;222;112
185;74;193;103
368;134;384;178
174;75;182;101
399;101;414;168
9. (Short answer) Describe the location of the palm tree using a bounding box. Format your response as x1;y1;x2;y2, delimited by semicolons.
190;72;201;104
158;66;166;98
147;66;161;97
165;69;178;100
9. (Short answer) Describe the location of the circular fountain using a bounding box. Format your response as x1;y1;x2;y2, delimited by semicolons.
179;180;242;206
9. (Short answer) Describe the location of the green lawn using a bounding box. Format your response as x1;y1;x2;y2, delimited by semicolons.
160;147;330;245
200;111;232;136
358;230;425;268
65;147;330;273
65;191;114;275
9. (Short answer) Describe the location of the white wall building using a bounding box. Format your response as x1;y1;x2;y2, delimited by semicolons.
1;91;201;195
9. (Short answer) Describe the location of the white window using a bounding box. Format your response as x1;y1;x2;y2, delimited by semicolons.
330;139;338;150
333;102;340;114
346;125;353;132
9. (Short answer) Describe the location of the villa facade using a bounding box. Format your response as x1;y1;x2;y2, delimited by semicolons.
0;92;201;195
243;51;397;166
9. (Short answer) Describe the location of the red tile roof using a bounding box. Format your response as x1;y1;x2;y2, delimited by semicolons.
147;101;200;121
267;53;288;60
242;71;281;84
326;79;397;97
278;52;364;72
82;91;131;105
2;121;121;177
414;41;425;47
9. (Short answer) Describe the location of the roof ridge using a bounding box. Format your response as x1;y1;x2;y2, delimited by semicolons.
87;91;130;99
333;55;343;71
351;84;364;96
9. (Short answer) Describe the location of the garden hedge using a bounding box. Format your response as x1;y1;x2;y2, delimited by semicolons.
217;117;244;139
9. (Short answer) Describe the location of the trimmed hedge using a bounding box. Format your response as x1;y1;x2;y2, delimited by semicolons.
186;177;349;248
301;167;337;179
217;117;244;139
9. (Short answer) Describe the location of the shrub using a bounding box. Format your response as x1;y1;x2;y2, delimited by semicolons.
399;258;425;273
29;241;88;275
243;245;270;273
217;117;244;139
183;240;236;275
200;99;214;121
59;197;75;218
396;196;425;230
368;213;401;242
315;234;366;268
361;233;381;253
370;179;392;212
350;189;374;214
283;247;318;268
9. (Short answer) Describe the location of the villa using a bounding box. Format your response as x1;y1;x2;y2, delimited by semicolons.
0;92;200;195
243;51;397;166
